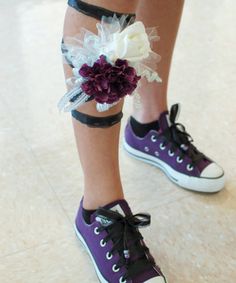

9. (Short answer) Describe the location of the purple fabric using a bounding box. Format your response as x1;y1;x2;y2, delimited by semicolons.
125;111;212;177
75;198;163;283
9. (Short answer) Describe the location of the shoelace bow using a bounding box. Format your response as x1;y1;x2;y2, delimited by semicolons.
96;208;156;280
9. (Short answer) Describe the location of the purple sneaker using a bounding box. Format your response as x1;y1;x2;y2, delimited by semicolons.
123;104;225;193
74;198;167;283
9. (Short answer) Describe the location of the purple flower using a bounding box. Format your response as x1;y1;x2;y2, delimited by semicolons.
79;55;141;104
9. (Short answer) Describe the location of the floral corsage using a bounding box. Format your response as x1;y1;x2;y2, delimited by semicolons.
58;15;162;112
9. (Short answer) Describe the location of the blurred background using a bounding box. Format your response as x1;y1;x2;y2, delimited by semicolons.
0;0;235;282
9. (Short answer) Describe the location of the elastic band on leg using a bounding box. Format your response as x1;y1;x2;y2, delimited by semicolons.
67;0;135;23
71;109;123;128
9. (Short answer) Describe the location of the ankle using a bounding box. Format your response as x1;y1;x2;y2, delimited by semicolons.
132;108;167;124
83;189;124;210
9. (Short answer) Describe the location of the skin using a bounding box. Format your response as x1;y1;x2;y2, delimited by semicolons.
62;0;184;209
133;0;185;123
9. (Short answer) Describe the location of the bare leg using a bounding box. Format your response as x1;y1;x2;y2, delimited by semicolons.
124;0;225;194
133;0;185;123
63;1;139;209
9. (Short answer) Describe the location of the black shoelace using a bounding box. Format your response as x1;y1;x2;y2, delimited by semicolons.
95;208;156;281
161;122;204;165
158;104;205;167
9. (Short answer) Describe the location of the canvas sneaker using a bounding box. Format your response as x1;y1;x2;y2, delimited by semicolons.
74;198;167;283
123;104;225;193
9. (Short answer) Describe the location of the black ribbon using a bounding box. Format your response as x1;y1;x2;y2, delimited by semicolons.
162;104;205;165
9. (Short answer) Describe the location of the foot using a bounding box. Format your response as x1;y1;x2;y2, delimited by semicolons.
75;198;167;283
123;104;225;193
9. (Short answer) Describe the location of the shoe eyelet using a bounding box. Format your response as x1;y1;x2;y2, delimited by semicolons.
94;227;100;235
154;151;159;156
112;264;120;273
144;146;149;152
100;239;106;247
119;276;127;283
176;156;183;163
159;143;166;150
151;135;157;142
168;150;175;157
106;252;113;260
187;164;194;171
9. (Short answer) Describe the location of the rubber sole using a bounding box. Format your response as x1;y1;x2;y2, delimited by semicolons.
123;139;225;193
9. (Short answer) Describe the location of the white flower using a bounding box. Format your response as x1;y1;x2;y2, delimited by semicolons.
105;21;152;62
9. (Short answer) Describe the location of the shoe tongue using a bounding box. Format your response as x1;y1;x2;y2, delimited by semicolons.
158;111;171;131
104;199;131;216
91;199;132;225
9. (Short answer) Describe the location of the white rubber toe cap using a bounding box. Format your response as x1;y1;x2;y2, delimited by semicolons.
145;276;167;283
200;162;224;179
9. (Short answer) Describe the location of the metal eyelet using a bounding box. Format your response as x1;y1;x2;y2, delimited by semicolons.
151;135;157;142
100;239;106;247
112;264;120;273
159;143;166;150
168;150;175;157
94;227;100;235
176;156;183;163
119;277;127;283
187;164;194;171
106;252;113;260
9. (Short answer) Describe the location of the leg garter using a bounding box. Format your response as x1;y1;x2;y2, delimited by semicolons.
58;2;161;120
67;0;136;22
71;109;123;128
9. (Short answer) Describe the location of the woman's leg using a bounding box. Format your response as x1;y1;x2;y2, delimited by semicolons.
61;2;167;282
63;1;138;210
133;0;185;122
123;0;225;193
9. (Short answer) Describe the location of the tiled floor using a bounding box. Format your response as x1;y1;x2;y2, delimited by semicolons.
0;0;235;282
